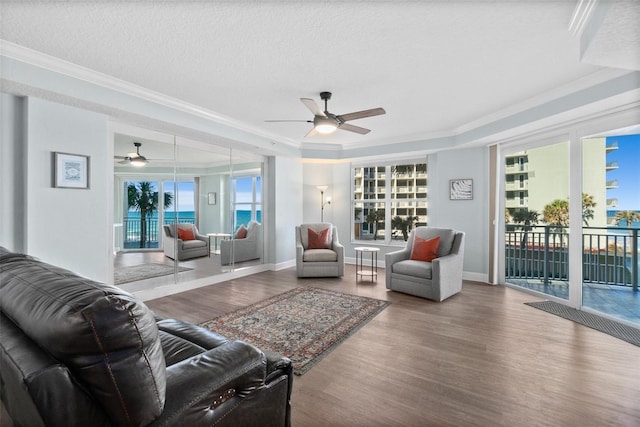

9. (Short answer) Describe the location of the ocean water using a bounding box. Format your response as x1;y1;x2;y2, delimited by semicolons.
126;210;261;226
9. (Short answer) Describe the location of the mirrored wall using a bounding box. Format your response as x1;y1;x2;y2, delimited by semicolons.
112;126;265;294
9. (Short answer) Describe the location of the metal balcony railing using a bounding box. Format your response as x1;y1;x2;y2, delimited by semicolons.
123;216;196;248
505;225;638;291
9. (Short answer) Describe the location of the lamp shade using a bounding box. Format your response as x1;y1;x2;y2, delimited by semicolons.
314;117;337;134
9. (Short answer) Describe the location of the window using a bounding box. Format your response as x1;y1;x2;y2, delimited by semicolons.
352;162;427;244
232;175;262;229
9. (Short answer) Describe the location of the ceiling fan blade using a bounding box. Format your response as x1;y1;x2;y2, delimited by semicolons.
305;127;319;138
339;123;371;135
114;155;127;159
265;120;312;123
118;158;131;164
301;98;327;117
337;107;386;122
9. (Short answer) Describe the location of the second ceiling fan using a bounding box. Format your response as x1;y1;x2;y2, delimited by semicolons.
266;92;386;137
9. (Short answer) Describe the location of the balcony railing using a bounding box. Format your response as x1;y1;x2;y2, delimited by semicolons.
123;216;196;248
505;225;638;291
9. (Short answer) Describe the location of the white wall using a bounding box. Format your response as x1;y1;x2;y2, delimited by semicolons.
427;147;489;279
302;147;490;280
25;97;111;281
0;93;26;252
269;156;303;266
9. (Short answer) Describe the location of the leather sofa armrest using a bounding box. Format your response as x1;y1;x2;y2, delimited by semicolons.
153;341;267;426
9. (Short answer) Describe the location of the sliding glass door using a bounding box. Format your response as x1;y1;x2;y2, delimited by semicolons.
498;120;639;328
504;140;571;300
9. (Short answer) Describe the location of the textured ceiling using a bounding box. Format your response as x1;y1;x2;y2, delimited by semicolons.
0;1;636;152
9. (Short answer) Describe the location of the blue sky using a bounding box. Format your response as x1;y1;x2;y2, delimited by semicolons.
606;134;640;211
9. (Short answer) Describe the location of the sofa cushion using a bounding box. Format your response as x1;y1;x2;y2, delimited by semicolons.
303;248;338;262
0;255;166;426
177;227;196;240
182;239;206;249
392;259;433;279
308;227;330;249
414;227;456;257
235;225;248;239
300;223;332;249
410;236;440;262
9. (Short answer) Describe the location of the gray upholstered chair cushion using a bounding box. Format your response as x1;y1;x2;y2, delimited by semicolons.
391;259;433;279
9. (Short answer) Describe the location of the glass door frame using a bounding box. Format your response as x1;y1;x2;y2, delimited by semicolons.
495;107;640;311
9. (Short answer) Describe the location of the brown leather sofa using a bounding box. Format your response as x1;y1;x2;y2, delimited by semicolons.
0;247;292;427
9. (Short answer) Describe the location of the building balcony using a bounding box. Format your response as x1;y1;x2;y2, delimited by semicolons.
505;182;528;191
606;141;619;151
606;161;619;170
606;180;618;189
505;164;529;174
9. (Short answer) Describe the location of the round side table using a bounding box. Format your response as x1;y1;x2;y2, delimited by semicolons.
354;247;380;282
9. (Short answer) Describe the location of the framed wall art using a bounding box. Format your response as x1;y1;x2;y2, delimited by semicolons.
449;178;473;200
208;192;217;205
54;152;90;189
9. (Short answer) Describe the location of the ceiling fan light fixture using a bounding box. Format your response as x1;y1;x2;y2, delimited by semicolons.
314;117;338;134
129;156;148;167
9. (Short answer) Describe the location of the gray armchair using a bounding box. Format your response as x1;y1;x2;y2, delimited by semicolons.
220;221;263;265
296;223;344;277
163;223;210;260
385;227;465;301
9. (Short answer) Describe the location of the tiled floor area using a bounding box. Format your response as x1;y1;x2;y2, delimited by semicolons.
510;279;640;326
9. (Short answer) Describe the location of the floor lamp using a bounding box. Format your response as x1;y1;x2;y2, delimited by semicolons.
317;186;331;222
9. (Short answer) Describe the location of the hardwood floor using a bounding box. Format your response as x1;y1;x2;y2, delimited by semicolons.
145;265;640;427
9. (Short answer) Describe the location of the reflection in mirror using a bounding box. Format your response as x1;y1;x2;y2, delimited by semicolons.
113;126;265;296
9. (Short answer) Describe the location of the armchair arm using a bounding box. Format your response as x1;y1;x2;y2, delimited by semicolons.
431;252;464;302
195;232;210;252
295;242;305;276
151;341;267;427
385;248;410;288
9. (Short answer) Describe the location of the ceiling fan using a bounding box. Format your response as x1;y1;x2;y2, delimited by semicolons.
266;91;386;137
114;142;148;167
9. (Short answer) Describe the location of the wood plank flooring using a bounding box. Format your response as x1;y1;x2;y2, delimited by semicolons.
145;265;640;427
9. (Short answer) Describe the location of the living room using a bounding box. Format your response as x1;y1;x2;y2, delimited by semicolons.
1;1;640;426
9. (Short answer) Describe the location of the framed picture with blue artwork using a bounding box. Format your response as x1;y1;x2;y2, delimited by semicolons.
450;178;473;200
54;152;90;189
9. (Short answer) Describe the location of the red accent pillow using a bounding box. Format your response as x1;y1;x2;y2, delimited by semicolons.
410;236;440;262
177;227;196;241
235;225;248;239
308;227;331;249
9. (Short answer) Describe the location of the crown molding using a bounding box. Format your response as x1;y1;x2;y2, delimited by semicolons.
454;68;632;135
0;40;300;150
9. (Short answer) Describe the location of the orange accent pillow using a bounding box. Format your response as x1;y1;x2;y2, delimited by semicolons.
177;227;196;241
308;227;331;249
235;225;248;239
410;236;440;262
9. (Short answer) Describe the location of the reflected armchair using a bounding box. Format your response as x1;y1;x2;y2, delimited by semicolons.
220;221;263;265
385;227;465;302
295;223;344;277
163;223;210;261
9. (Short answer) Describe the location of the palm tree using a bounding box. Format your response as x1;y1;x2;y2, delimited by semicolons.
391;215;418;241
543;199;569;229
365;209;385;240
511;208;539;248
127;181;173;248
582;193;597;226
614;210;640;228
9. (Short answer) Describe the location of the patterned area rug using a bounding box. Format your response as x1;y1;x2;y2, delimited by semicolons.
200;287;390;375
525;301;640;347
114;263;192;285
